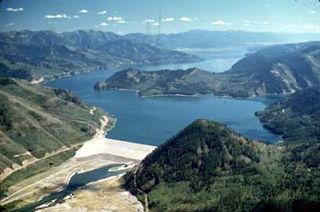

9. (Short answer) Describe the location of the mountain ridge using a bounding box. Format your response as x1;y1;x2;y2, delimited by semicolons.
95;41;320;97
0;30;200;81
123;119;320;211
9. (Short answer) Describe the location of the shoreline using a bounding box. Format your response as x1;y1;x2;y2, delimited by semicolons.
32;59;203;86
1;112;155;207
0;112;112;182
75;112;155;160
95;87;282;102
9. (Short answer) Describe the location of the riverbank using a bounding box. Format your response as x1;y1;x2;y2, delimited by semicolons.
39;173;144;212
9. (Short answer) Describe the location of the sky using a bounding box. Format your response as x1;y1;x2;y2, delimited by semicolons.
0;0;320;34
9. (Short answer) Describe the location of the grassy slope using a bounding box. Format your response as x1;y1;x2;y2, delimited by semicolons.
0;78;104;172
124;120;320;211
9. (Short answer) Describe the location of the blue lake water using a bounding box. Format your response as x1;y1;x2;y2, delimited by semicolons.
45;47;280;145
137;46;248;72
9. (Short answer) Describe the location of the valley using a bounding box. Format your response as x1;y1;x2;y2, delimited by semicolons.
1;0;320;211
0;30;200;82
0;29;319;212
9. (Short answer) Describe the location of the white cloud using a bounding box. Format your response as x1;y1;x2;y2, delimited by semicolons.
211;20;234;26
107;16;123;21
117;20;126;24
79;9;88;14
45;14;71;19
211;20;224;25
5;23;14;27
6;7;24;12
161;17;174;22
97;10;107;15
152;22;160;26
283;24;299;29
242;20;252;27
143;19;155;23
180;17;192;22
100;22;109;26
73;15;79;19
304;24;320;30
261;21;270;25
309;10;317;15
211;20;233;26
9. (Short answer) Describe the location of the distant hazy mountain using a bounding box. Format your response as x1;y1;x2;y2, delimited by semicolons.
124;119;320;211
0;30;200;81
124;30;320;49
256;86;320;142
0;78;104;173
96;41;320;97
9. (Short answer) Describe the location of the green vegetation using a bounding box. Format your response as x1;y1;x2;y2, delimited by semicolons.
0;77;114;204
94;68;224;97
0;77;104;172
95;41;320;97
256;87;320;143
0;149;76;198
124;120;320;211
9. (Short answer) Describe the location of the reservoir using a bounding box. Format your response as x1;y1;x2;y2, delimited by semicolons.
46;47;280;145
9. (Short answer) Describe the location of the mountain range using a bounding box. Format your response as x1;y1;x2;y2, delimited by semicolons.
124;30;320;49
1;29;320;211
2;30;320;83
95;41;320;97
0;30;200;81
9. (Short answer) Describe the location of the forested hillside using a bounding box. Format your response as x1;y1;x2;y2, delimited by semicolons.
124;120;320;211
256;86;320;143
